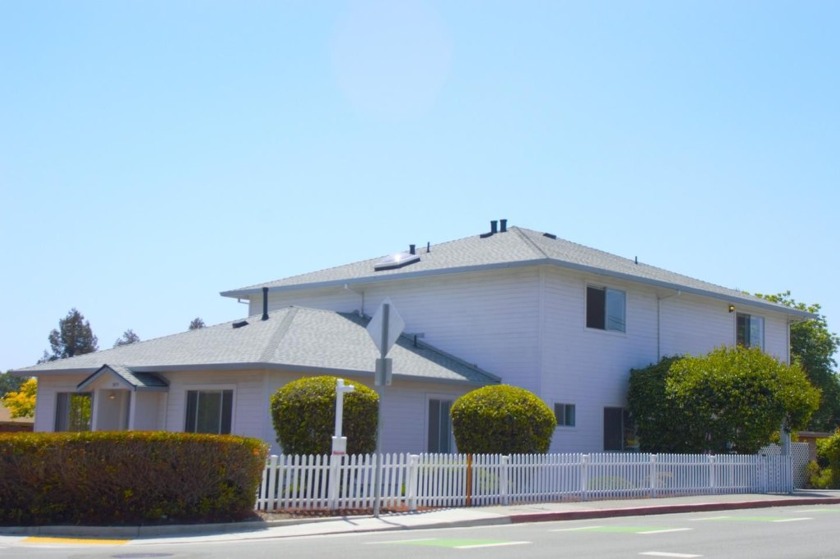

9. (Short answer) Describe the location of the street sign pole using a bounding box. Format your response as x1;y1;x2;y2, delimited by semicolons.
373;304;389;518
366;299;404;519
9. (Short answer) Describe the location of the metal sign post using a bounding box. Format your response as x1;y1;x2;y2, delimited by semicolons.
366;299;404;518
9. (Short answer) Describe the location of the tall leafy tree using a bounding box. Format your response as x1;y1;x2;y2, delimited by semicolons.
757;291;840;431
41;308;99;362
113;329;141;347
1;377;37;418
189;317;206;330
0;371;24;397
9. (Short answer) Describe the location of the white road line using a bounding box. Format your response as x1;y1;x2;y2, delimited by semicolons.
456;541;531;549
550;526;605;532
773;518;812;523
365;538;435;544
639;552;702;558
639;528;693;535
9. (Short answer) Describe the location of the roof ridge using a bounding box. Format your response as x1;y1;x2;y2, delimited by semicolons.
509;226;552;260
397;332;502;384
258;307;299;362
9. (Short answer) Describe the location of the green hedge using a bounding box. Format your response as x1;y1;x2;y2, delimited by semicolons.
451;385;556;454
0;431;268;526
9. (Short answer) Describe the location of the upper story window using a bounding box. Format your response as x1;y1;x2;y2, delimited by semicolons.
586;286;626;332
736;313;764;350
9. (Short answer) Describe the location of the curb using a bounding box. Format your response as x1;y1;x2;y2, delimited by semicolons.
4;496;840;540
507;497;840;524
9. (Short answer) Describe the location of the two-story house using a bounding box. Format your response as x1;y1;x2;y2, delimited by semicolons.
16;220;810;454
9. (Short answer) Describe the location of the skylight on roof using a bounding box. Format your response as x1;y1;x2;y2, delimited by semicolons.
374;251;420;271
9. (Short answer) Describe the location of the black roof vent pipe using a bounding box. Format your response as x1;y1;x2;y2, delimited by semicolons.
500;219;508;232
480;220;498;239
261;287;269;321
409;244;416;255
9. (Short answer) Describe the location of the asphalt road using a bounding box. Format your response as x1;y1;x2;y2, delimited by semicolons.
3;504;840;559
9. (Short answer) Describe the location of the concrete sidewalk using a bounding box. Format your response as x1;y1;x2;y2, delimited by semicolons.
5;490;840;541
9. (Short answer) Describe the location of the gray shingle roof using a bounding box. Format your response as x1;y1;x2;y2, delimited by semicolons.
77;365;169;391
16;307;499;386
221;225;811;319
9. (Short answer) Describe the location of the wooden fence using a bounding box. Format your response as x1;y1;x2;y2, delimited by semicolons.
255;451;793;512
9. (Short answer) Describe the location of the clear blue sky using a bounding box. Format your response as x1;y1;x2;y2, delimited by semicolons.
2;1;838;371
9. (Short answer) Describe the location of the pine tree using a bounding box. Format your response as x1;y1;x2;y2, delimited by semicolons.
42;308;99;362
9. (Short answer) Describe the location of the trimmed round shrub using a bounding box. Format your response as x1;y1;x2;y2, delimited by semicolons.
451;385;556;454
270;376;378;455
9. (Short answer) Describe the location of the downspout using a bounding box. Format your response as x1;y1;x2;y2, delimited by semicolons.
344;284;365;316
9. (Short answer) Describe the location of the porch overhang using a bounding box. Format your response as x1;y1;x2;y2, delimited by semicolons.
77;364;169;392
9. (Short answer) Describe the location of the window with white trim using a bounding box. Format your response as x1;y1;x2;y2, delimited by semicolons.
586;286;626;332
736;313;764;350
55;392;92;432
185;390;233;434
554;403;576;427
428;398;454;453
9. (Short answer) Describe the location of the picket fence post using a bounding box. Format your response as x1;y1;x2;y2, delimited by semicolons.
709;454;717;494
328;453;340;511
580;454;590;501
407;454;419;511
500;455;510;505
649;454;657;498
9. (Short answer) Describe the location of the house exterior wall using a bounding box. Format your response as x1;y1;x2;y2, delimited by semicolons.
132;392;163;431
256;264;795;453
32;374;88;432
265;268;543;394
162;369;265;437
261;371;475;455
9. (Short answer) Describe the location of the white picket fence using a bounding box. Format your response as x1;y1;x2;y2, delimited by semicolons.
255;451;793;512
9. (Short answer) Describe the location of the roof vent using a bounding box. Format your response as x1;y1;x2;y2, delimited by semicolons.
261;287;269;321
374;250;420;271
232;320;249;329
480;220;498;239
543;232;557;240
500;219;507;232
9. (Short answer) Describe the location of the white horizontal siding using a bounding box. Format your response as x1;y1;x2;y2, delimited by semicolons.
32;375;88;432
540;268;658;453
264;268;542;391
164;370;265;441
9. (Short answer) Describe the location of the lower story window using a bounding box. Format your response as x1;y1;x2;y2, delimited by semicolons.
554;403;576;427
428;398;453;453
185;390;233;434
55;392;92;432
603;407;634;451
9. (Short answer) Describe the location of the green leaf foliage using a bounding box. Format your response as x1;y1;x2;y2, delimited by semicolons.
757;292;840;430
0;432;268;526
270;376;378;455
822;432;840;488
629;347;820;454
451;385;556;454
627;356;697;453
